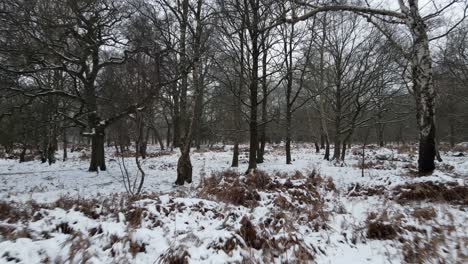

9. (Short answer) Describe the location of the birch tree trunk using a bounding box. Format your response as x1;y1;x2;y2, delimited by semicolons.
403;0;437;173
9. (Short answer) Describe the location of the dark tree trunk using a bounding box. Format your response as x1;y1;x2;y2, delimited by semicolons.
333;137;341;161
340;141;347;161
449;123;455;148
164;116;172;150
418;124;436;173
377;123;385;147
172;114;181;148
176;151;192;185
285;110;292;164
19;147;27;163
404;0;437;174
232;143;239;167
246;2;259;173
324;138;330;160
63;129;67;161
89;126;106;172
176;0;203;185
315;142;320;153
284;21;294;165
257;33;268;164
153;128;165;150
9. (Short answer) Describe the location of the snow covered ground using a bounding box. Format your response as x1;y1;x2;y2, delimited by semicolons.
0;144;467;263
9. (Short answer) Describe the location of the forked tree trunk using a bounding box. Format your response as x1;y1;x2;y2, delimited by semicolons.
175;0;203;185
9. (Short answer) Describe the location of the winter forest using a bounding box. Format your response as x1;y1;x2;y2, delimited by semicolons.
0;0;468;263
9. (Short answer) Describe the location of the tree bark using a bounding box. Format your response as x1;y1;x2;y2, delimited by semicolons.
246;0;260;173
315;142;320;153
319;15;331;160
404;1;437;173
257;32;268;164
63;128;67;161
232;13;245;168
449;123;455;148
175;0;203;185
340;141;347;161
89;125;106;172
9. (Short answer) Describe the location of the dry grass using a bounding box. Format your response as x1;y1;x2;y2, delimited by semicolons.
366;210;400;240
393;182;468;205
347;184;385;197
412;207;437;221
197;170;265;207
157;247;190;264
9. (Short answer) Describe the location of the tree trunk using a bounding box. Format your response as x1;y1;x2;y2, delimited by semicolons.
333;136;341;161
178;0;189;147
449;123;455;148
89;126;106;172
319;15;331;161
377;120;385;147
315;142;320;153
175;151;192;185
19;147;27;163
257;33;268;164
153;127;165;150
232;142;239;167
333;117;341;160
324;137;330;160
63;129;67;161
232;14;245;168
340;141;347;161
246;2;259;173
405;1;437;174
176;0;203;185
285;109;292;164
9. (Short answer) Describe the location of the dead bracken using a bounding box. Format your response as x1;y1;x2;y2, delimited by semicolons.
392;181;468;205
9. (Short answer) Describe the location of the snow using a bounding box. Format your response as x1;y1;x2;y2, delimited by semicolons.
0;144;466;263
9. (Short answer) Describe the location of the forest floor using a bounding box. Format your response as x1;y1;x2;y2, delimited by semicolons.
0;144;467;263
